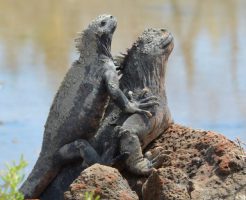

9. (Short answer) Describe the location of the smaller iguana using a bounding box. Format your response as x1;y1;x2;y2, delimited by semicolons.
20;14;158;199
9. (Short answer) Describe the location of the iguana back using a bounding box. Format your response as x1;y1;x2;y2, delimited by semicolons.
42;61;108;153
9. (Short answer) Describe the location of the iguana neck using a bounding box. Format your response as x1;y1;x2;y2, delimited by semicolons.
78;31;113;64
146;57;168;97
156;57;168;96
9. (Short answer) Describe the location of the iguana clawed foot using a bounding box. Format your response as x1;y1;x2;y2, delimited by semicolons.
74;139;102;167
125;90;159;118
145;147;172;168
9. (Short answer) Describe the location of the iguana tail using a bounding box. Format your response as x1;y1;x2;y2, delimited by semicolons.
19;156;60;198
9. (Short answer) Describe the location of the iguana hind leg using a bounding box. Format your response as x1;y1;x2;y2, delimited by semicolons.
117;113;156;176
120;130;152;175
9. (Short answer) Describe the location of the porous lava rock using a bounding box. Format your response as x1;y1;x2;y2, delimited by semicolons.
64;164;138;200
64;124;245;200
125;123;246;200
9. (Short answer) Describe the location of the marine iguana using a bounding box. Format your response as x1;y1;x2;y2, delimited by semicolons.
84;28;174;175
20;15;158;199
40;28;174;200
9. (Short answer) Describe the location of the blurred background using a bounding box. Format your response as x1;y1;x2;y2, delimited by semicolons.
0;0;245;173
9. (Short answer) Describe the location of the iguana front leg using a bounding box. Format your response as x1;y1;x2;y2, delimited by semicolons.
103;61;158;117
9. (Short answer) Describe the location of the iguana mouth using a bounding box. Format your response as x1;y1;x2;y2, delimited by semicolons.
161;33;173;49
111;23;117;34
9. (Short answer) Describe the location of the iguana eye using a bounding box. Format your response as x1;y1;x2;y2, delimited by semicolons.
100;21;106;26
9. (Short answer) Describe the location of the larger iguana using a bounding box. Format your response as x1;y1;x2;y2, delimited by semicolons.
40;28;174;200
20;14;157;199
84;28;174;175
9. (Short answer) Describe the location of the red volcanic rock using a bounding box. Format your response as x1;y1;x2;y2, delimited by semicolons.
125;124;246;200
64;164;138;200
64;124;245;200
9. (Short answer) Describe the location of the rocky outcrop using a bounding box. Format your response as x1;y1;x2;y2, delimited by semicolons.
125;123;246;200
63;124;245;200
64;164;138;200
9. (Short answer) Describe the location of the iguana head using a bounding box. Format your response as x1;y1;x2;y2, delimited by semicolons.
135;28;173;58
120;28;174;93
76;14;117;59
88;14;117;37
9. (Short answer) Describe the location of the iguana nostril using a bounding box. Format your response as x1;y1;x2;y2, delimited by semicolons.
110;15;113;18
161;29;167;32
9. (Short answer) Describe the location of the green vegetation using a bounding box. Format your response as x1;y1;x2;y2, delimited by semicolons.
0;156;27;200
85;191;100;200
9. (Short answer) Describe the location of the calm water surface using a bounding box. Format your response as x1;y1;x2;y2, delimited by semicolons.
0;0;245;172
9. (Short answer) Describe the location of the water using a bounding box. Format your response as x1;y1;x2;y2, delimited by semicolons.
0;0;245;173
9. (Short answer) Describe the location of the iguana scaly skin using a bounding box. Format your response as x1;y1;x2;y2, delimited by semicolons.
89;28;174;175
20;15;157;199
40;28;174;200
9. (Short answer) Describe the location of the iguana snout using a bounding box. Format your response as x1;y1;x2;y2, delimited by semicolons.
160;29;173;50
